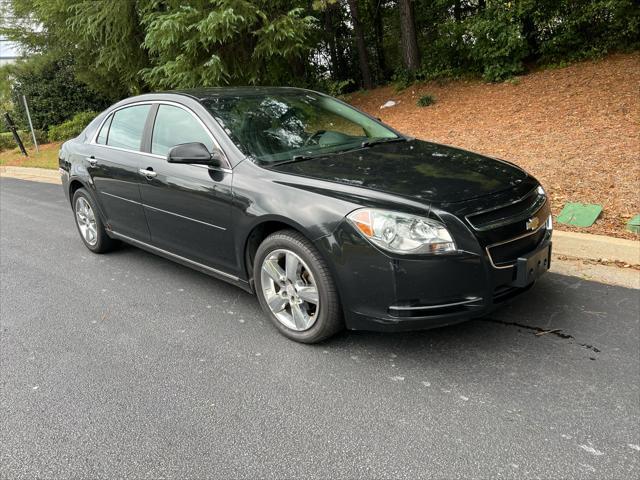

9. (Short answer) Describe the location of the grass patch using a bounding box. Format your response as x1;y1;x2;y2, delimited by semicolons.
0;143;61;170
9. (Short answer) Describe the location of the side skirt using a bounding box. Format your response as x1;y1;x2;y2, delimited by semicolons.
110;231;253;294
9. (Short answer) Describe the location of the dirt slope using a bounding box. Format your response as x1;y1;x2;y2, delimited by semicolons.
348;53;640;239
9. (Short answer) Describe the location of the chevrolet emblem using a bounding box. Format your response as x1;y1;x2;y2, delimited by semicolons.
526;217;540;231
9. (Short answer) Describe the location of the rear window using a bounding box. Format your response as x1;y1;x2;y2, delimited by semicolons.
96;114;113;144
106;105;151;151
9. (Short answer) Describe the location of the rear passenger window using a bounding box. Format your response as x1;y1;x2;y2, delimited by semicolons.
96;114;113;144
151;105;214;156
106;105;151;151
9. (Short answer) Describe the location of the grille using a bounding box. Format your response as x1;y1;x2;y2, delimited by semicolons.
467;188;545;231
487;226;547;267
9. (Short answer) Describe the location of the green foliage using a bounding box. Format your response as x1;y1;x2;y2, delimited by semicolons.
0;132;18;151
318;78;355;97
537;0;640;62
48;111;97;142
140;0;317;89
416;94;435;107
0;129;47;151
392;69;414;92
1;0;638;99
8;57;109;131
466;3;528;82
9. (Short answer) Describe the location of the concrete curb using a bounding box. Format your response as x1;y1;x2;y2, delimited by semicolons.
0;166;62;185
553;230;639;266
1;166;638;267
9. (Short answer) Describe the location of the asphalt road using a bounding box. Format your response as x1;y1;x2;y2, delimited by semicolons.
1;177;638;479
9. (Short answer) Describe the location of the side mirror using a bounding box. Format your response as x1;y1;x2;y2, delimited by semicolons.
167;142;225;167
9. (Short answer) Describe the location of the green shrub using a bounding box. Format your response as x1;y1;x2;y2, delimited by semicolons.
48;111;97;142
416;95;436;107
0;132;16;150
465;5;528;82
0;129;47;151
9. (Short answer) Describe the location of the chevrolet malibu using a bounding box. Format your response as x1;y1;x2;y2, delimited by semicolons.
59;88;552;343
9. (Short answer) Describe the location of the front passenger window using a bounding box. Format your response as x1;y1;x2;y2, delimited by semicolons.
151;105;214;156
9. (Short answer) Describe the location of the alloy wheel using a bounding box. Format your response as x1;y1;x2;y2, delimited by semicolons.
75;197;98;246
260;249;320;331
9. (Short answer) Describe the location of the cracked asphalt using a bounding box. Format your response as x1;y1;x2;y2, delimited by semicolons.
1;177;639;479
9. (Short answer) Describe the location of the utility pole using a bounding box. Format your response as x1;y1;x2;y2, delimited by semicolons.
22;95;39;153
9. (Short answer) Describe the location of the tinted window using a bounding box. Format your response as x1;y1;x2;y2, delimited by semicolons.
151;105;213;156
96;114;113;144
106;105;151;150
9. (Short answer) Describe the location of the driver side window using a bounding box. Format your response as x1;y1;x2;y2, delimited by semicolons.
151;105;214;157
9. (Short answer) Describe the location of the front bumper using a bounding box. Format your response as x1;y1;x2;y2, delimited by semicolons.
316;222;552;332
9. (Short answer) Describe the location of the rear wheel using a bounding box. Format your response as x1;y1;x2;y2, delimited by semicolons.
254;230;343;343
72;188;117;253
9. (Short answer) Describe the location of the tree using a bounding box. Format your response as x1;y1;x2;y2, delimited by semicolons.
398;0;420;72
1;0;149;100
7;57;110;130
371;0;390;81
140;0;317;89
346;0;373;89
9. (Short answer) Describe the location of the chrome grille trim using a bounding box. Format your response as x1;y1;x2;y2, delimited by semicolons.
485;223;547;270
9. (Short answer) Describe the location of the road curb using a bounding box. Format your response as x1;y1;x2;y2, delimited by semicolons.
1;166;638;266
553;230;639;266
0;166;62;185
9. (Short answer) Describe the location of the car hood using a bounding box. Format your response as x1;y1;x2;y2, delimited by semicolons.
268;139;529;204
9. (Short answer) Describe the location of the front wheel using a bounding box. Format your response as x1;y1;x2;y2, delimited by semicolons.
253;230;343;343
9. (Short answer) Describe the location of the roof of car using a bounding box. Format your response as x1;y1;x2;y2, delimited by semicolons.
169;86;319;101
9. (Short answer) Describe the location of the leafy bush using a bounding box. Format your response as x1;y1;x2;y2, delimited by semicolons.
416;95;436;107
48;111;97;142
0;129;47;151
0;132;17;150
538;0;640;62
465;5;528;82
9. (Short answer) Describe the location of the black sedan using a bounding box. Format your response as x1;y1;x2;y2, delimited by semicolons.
59;87;552;343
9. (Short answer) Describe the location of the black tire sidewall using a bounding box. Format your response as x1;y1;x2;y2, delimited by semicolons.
253;231;342;343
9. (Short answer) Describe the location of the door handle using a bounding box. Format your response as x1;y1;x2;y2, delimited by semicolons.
138;168;157;179
86;156;98;166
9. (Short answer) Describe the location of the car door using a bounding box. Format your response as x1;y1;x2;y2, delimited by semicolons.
89;104;152;242
138;103;236;273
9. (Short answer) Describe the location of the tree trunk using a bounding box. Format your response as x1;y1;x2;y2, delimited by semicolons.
325;1;348;81
398;0;420;72
347;0;373;89
371;0;388;81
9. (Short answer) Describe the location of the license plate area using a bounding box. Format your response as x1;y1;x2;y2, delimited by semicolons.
512;243;552;288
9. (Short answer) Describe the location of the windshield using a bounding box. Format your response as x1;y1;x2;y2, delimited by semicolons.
201;92;398;164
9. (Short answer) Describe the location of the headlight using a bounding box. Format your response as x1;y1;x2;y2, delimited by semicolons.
346;208;456;254
537;185;545;196
546;214;553;231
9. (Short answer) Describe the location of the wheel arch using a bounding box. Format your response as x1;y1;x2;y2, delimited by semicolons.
68;177;108;226
68;178;86;205
243;218;301;287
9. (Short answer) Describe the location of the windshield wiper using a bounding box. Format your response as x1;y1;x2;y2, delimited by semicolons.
361;137;408;148
268;154;320;167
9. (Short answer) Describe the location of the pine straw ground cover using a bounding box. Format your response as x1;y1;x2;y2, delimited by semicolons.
348;53;640;240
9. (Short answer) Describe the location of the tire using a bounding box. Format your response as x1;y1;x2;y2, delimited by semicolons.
253;230;343;343
72;188;117;253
